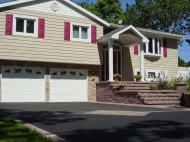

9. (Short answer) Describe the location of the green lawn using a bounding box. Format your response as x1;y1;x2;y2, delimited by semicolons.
0;114;53;142
187;89;190;93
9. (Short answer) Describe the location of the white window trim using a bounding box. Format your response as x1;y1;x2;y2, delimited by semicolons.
13;14;38;37
144;37;163;57
135;68;168;78
70;22;91;43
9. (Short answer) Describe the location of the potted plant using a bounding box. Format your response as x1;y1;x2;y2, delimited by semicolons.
134;74;142;82
117;83;126;90
113;73;121;81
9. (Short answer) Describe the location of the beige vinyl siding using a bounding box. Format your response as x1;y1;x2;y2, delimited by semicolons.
0;8;103;65
122;47;135;81
123;38;178;80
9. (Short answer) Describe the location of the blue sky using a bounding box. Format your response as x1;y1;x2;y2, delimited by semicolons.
0;0;189;62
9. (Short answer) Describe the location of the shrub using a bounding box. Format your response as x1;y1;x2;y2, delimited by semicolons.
149;85;157;90
158;79;181;90
133;74;142;79
117;83;126;88
114;73;121;78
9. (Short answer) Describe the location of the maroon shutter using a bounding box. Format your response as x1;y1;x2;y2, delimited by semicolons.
134;45;139;55
163;38;167;58
64;22;70;41
5;14;13;35
38;18;45;38
91;25;97;43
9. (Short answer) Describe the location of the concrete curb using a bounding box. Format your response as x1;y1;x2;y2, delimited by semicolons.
2;114;69;142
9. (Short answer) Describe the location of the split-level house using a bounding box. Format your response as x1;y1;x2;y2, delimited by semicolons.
0;0;183;102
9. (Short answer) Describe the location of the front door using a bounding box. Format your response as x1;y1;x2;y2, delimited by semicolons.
101;49;121;81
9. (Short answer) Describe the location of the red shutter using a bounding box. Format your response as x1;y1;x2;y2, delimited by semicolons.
5;14;13;35
38;18;45;38
64;22;70;41
163;38;167;58
91;25;97;43
134;45;139;55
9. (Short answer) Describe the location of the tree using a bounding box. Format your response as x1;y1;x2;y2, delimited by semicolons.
178;56;188;67
78;0;125;24
186;39;190;45
124;0;190;35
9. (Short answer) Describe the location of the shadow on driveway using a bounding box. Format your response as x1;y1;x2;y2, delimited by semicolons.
57;120;190;142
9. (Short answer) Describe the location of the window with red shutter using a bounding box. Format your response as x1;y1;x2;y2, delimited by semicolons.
10;15;39;37
134;45;139;55
91;25;97;43
38;18;45;38
64;22;70;41
5;14;13;35
163;38;167;58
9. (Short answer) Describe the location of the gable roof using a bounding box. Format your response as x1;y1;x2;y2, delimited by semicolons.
98;25;149;43
110;24;183;39
0;0;110;26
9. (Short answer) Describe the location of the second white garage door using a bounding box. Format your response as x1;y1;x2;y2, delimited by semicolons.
50;68;88;102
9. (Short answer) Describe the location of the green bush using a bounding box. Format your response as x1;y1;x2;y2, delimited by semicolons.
117;83;126;88
185;78;190;90
158;79;181;90
149;85;157;90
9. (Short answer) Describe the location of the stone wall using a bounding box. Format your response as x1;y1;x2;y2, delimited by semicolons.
0;60;100;102
96;82;142;104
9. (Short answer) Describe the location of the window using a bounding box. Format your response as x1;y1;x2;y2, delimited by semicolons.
71;23;91;42
13;15;38;37
145;37;162;56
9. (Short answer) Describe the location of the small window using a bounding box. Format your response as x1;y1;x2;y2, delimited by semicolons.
71;23;90;42
36;70;42;74
148;72;156;78
61;71;66;75
81;27;88;39
148;38;153;53
146;38;162;55
15;69;21;73
52;72;57;75
26;69;32;74
73;26;79;38
79;72;84;76
13;15;38;37
5;69;10;73
70;71;76;76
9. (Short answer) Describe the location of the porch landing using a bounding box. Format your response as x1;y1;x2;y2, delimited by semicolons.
96;81;182;105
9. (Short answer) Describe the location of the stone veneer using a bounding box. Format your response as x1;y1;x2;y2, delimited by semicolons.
96;82;142;104
0;60;100;102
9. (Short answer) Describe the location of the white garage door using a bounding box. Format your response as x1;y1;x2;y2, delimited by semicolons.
50;68;87;102
1;66;45;102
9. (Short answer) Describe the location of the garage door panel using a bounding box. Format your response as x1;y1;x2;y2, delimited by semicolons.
2;66;45;102
50;68;87;102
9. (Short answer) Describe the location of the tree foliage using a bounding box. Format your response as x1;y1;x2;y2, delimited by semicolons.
124;0;190;35
78;0;125;24
178;56;189;67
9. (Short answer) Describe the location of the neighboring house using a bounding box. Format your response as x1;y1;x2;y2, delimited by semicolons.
0;0;183;103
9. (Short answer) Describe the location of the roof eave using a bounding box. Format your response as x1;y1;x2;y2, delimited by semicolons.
137;28;184;39
0;0;110;27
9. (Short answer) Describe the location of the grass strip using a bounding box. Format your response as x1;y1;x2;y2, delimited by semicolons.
0;114;53;142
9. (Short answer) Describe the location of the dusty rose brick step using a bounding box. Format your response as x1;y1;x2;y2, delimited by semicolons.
138;93;181;97
138;90;177;93
142;97;181;101
144;100;180;105
124;87;150;90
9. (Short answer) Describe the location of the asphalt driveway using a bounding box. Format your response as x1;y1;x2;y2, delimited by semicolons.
0;102;190;142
